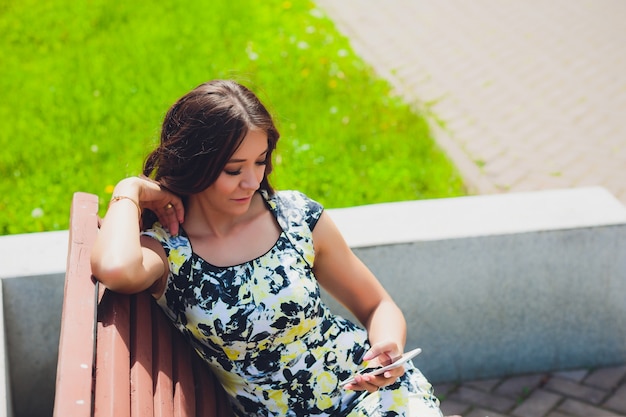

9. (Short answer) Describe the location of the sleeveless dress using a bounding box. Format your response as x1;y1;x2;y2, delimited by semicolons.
143;190;442;417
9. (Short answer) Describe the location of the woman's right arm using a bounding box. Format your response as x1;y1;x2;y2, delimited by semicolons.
90;177;184;294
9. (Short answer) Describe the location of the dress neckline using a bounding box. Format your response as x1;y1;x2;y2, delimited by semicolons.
177;191;283;269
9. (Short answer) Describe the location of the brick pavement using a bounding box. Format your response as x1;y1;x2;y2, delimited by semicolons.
434;365;626;417
314;1;626;415
314;0;626;205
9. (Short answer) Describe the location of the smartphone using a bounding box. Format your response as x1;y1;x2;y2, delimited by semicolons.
339;347;422;387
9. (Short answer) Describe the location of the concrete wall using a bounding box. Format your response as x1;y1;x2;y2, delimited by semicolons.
0;281;14;417
1;187;625;417
323;187;626;382
0;231;68;417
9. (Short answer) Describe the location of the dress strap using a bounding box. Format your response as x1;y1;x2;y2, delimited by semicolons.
261;190;323;269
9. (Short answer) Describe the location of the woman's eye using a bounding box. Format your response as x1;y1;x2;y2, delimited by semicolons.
256;160;268;166
224;169;241;176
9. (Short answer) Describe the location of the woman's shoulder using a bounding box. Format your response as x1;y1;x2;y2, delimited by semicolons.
266;189;324;213
142;222;190;250
263;190;324;230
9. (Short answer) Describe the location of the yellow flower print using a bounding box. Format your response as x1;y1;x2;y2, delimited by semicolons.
315;392;333;411
223;344;242;361
315;370;336;393
273;317;318;346
149;224;169;241
168;247;186;275
387;389;408;412
268;390;289;414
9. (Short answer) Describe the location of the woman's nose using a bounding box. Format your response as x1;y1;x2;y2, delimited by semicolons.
240;169;260;190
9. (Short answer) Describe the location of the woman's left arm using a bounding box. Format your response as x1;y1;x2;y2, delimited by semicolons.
312;211;407;391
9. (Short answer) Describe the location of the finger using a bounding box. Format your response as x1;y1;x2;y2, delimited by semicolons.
160;204;182;236
361;374;381;393
348;375;379;393
172;201;185;224
378;369;402;387
385;363;406;378
159;196;184;220
362;342;401;364
342;382;361;391
166;215;180;237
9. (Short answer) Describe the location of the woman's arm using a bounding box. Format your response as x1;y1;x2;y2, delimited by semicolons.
90;177;184;295
312;211;407;391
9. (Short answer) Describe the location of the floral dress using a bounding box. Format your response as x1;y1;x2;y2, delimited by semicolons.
143;190;442;417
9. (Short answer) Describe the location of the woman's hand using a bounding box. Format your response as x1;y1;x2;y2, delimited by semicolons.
114;177;185;235
93;176;184;294
343;341;406;392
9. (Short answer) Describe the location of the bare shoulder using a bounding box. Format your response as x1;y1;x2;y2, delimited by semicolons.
313;211;350;255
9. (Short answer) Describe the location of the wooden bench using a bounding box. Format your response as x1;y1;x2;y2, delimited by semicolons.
53;192;233;417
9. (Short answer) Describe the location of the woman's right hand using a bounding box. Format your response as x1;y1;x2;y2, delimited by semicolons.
92;176;184;294
113;177;185;235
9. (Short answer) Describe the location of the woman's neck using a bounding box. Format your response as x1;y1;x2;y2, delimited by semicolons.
183;192;263;239
180;192;281;267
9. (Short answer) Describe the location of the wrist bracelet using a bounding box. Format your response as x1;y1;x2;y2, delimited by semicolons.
109;195;142;217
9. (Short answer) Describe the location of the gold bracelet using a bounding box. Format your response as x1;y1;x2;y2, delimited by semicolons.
109;195;142;217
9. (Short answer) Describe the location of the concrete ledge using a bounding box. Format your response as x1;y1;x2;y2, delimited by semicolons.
0;186;625;416
329;186;626;246
0;230;68;280
324;186;626;382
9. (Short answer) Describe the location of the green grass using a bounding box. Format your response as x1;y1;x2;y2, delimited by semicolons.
0;0;466;235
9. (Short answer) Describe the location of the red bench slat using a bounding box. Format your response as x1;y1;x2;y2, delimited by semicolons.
131;293;155;417
152;301;175;416
172;328;196;417
53;192;100;417
95;289;131;417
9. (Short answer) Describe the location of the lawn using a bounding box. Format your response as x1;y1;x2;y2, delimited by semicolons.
0;0;466;235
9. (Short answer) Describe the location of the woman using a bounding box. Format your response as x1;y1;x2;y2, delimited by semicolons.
91;79;445;416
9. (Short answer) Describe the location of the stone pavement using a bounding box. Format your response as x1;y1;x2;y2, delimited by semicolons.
315;0;626;205
433;366;626;417
314;1;626;416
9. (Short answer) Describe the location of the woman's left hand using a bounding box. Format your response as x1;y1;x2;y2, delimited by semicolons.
343;341;405;392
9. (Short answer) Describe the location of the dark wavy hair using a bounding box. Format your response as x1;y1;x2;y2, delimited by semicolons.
143;80;280;197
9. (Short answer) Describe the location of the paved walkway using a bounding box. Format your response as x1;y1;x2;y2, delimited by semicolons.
433;366;626;417
315;0;626;205
315;1;626;416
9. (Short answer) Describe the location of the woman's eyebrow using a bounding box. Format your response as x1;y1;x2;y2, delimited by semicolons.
227;149;269;163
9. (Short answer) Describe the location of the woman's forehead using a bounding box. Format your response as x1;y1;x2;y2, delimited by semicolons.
229;129;268;161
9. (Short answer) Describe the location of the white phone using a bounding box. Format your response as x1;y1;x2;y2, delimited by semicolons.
339;347;422;387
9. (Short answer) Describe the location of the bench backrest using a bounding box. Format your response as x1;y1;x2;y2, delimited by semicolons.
53;192;232;417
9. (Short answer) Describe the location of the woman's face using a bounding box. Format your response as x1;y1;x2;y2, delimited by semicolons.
201;128;269;215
